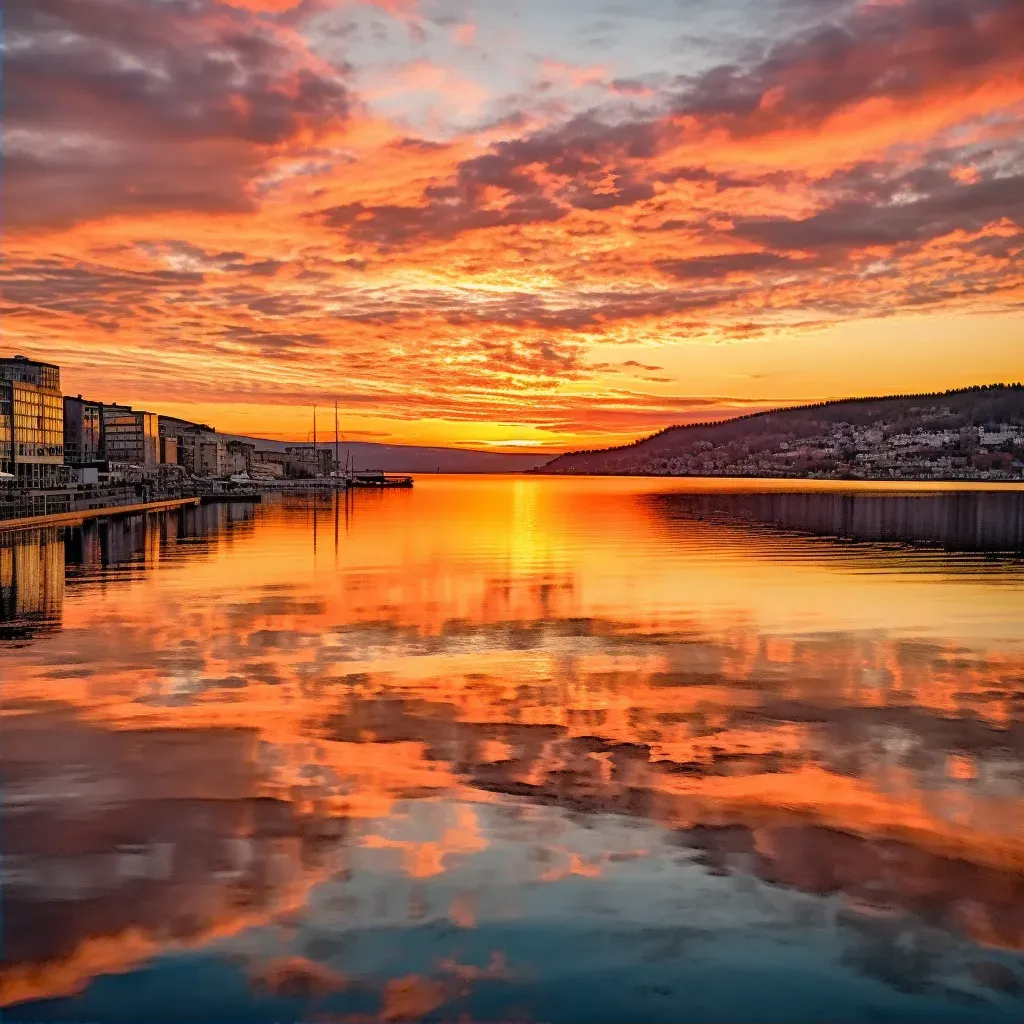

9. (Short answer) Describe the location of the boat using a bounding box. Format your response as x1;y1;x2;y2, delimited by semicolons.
349;472;413;488
200;491;262;503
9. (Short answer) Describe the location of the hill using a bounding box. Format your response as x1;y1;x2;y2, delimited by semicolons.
538;385;1024;481
223;435;551;474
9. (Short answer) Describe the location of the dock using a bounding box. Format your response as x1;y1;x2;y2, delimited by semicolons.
256;473;414;490
256;479;349;492
0;497;202;535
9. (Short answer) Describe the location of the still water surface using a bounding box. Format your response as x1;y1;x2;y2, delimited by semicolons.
3;476;1024;1022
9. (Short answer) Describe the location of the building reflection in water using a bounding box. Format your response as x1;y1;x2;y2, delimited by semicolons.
62;502;258;578
1;529;65;641
2;480;1024;1020
1;503;258;643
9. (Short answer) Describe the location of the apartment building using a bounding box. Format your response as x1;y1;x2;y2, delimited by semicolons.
101;404;159;469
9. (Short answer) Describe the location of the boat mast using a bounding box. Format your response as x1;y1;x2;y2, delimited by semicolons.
334;400;339;478
313;405;317;477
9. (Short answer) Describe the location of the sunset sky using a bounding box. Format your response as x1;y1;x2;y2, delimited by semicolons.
4;0;1023;451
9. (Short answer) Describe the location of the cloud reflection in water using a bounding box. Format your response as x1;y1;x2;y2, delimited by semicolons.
2;478;1024;1021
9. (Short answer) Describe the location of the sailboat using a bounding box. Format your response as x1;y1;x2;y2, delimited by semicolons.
334;400;341;482
333;395;413;487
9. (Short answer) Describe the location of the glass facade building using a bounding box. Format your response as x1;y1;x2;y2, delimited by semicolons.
63;397;104;464
0;383;11;470
13;389;64;461
0;357;65;487
0;357;60;391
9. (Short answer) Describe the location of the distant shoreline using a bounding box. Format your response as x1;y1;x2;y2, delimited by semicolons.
531;470;1024;487
539;385;1024;481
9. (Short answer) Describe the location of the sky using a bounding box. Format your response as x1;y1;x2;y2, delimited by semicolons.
3;0;1023;452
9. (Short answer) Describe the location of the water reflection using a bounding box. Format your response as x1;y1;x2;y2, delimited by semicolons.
2;478;1024;1021
1;530;64;642
2;712;346;1008
646;487;1024;552
1;504;257;642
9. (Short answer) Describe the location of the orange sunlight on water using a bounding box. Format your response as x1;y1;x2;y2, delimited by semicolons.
3;477;1024;1015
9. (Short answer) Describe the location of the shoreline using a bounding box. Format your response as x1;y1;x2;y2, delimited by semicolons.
531;471;1024;488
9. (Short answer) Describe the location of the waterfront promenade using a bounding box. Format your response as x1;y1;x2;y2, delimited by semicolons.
0;497;200;536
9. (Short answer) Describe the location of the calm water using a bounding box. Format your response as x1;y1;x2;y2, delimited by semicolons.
3;476;1024;1023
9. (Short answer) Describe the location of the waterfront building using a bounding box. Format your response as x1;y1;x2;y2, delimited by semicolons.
159;436;178;465
199;439;226;477
251;447;328;478
0;355;65;488
252;449;287;472
159;415;216;439
176;431;229;475
225;440;254;477
0;385;9;476
181;436;250;478
177;432;207;475
285;444;335;476
249;460;284;480
188;438;254;478
101;404;159;469
63;395;104;464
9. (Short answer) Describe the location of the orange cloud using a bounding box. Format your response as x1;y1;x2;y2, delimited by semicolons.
2;0;1021;449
